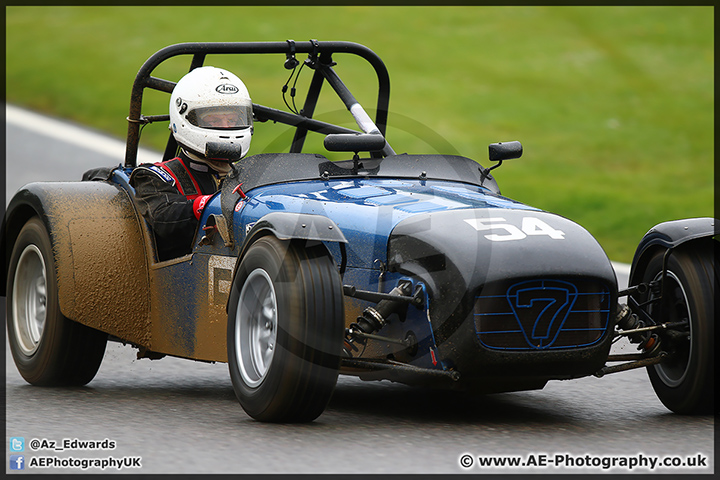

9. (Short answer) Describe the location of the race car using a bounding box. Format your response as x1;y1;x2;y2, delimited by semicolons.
3;41;715;422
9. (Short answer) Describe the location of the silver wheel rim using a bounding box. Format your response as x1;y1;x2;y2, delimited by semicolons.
651;270;691;387
12;244;47;356
235;268;278;388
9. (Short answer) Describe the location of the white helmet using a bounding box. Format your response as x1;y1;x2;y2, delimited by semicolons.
169;66;253;162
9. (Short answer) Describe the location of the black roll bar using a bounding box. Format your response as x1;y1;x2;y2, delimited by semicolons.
124;41;391;168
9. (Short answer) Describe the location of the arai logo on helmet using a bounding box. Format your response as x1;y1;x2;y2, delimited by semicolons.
216;84;239;94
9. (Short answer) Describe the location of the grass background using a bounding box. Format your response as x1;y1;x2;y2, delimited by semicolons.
5;6;714;262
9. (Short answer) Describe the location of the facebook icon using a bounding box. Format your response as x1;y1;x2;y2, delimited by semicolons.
10;455;25;470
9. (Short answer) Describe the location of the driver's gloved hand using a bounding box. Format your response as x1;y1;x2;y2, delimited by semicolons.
193;195;213;220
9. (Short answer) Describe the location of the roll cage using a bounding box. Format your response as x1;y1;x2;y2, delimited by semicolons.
124;40;394;169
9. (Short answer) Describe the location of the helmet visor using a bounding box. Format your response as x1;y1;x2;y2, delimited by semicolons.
186;105;253;130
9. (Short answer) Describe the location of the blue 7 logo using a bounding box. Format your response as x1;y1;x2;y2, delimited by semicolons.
507;280;578;349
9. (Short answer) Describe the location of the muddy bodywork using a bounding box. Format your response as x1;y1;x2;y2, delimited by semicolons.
2;179;229;362
3;181;152;347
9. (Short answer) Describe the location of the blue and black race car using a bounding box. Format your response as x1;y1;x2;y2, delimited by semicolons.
3;41;715;422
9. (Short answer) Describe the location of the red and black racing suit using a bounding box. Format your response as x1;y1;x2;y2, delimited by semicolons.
130;151;220;260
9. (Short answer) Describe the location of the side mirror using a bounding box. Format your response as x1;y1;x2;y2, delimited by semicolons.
324;133;387;153
488;141;523;162
481;141;523;186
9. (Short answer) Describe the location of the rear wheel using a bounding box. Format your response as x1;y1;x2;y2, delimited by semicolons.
637;242;715;414
7;217;107;386
227;236;344;422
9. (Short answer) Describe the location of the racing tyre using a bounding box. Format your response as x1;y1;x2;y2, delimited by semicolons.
637;241;715;414
7;217;107;386
227;236;344;422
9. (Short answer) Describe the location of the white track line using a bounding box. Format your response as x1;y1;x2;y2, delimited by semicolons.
5;103;634;273
6;104;159;165
612;261;631;277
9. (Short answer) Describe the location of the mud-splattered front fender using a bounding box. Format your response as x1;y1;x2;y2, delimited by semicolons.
3;182;152;347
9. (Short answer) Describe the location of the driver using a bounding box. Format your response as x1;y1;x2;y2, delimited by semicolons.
130;66;253;260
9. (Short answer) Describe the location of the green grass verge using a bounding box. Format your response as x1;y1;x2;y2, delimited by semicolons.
6;6;714;261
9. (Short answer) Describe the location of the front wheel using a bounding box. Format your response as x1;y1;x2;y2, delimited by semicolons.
7;217;107;386
227;236;344;422
637;241;715;414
